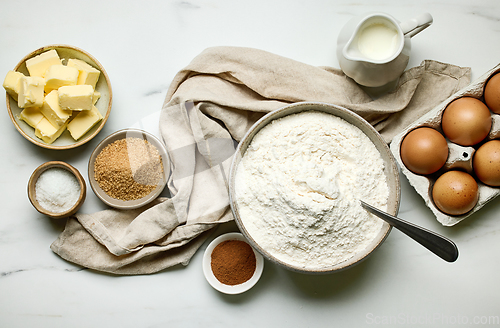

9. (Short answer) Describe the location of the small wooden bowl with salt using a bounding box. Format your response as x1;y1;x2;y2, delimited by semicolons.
28;161;86;219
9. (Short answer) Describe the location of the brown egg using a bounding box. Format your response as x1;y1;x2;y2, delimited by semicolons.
473;139;500;186
400;127;448;175
441;97;492;146
484;73;500;114
432;170;479;216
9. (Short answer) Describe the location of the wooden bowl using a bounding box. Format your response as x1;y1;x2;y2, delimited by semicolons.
6;44;112;150
28;161;86;219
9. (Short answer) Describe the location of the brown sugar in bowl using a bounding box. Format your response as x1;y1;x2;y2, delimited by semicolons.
88;128;170;210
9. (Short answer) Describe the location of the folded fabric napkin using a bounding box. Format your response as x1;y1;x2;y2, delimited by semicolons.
51;46;471;275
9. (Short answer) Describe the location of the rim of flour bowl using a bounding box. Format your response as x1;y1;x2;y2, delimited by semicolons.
228;101;401;274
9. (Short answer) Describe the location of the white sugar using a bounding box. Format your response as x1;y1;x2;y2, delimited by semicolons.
35;167;81;213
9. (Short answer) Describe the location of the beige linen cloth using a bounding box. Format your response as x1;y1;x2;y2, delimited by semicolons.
51;46;471;275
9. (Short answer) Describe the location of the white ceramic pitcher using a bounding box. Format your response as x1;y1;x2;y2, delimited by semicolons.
337;12;433;89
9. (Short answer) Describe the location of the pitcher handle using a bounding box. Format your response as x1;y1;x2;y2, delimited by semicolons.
400;13;433;38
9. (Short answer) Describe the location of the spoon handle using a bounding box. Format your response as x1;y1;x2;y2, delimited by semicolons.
360;201;459;262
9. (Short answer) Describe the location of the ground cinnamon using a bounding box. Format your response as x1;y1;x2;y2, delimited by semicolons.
211;240;256;286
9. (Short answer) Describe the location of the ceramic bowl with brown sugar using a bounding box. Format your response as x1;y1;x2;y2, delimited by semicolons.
6;44;112;150
27;161;86;219
88;128;170;210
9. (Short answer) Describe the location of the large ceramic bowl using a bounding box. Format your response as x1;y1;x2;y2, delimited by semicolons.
229;102;401;274
6;44;112;150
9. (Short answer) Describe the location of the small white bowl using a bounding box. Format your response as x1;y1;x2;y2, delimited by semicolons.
88;128;170;210
202;232;264;295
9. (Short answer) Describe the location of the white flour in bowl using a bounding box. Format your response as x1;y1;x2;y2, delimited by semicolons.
234;111;389;269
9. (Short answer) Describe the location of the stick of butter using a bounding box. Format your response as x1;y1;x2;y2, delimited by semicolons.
58;84;94;111
19;107;44;128
25;49;62;78
44;65;79;93
35;117;68;144
67;58;100;89
18;76;45;109
3;70;25;101
41;90;72;127
93;91;101;104
67;105;103;140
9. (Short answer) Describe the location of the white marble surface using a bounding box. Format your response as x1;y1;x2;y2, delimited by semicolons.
1;1;500;327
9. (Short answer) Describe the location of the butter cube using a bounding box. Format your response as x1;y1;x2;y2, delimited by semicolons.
19;107;44;128
67;59;100;88
3;70;25;101
25;49;62;78
44;65;79;93
35;117;68;144
93;91;101;104
18;76;45;109
58;85;94;111
67;105;103;140
41;90;72;127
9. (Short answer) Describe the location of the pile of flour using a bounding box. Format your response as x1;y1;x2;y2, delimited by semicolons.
234;111;390;269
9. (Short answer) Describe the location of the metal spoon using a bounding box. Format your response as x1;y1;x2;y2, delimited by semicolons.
360;201;459;262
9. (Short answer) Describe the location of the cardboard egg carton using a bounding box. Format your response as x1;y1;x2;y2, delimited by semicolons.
390;63;500;226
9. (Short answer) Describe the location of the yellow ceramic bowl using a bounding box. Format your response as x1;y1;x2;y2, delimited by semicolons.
6;44;112;150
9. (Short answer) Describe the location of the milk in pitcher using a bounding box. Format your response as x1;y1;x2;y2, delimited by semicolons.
357;23;400;61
